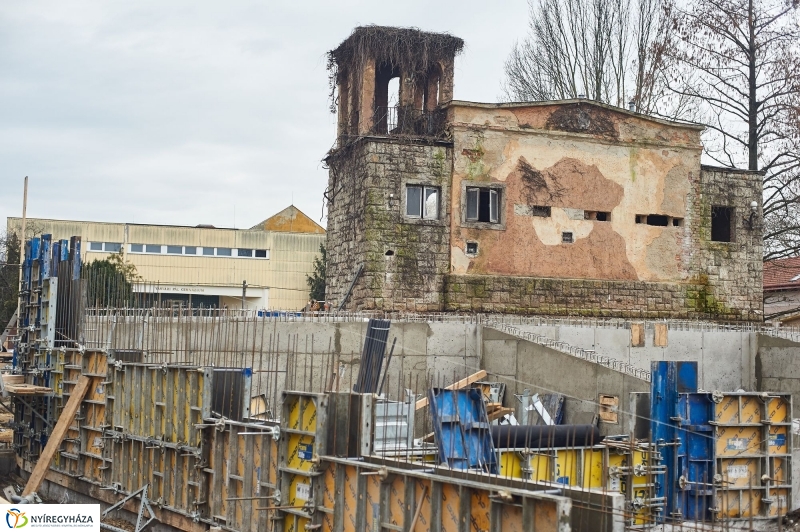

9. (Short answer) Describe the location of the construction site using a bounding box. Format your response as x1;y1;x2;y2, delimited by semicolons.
2;23;800;532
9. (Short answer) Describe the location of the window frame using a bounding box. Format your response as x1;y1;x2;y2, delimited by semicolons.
405;185;440;220
461;183;506;230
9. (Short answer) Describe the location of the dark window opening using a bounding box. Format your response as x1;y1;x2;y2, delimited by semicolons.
238;248;253;257
255;249;268;258
711;206;734;242
185;246;197;255
672;218;684;227
562;232;574;244
216;247;232;256
585;211;611;222
466;187;500;223
532;205;551;217
646;215;669;226
466;242;478;255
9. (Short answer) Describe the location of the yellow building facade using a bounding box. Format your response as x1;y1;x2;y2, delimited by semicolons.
7;206;325;310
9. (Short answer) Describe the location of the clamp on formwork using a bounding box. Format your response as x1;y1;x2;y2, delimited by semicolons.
100;484;157;532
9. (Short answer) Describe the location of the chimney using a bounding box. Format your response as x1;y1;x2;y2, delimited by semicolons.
628;100;635;111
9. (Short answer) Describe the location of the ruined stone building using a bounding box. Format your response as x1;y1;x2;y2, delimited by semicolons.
324;26;764;321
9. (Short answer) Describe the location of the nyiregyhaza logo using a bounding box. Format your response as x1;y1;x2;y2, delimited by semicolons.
5;509;27;529
0;505;99;531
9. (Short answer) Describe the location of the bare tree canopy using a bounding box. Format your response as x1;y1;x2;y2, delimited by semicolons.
669;0;800;260
502;0;687;115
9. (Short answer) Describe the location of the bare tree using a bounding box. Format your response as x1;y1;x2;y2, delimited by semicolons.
669;0;800;259
503;0;689;115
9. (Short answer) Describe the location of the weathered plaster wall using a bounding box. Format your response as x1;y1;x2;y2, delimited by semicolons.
447;102;703;283
325;138;453;311
442;102;763;321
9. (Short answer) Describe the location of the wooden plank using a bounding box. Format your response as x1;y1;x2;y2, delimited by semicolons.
415;370;487;411
654;323;668;347
23;375;91;496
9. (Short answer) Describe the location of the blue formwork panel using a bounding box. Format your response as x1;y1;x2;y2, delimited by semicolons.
651;361;699;522
677;393;715;521
428;388;498;474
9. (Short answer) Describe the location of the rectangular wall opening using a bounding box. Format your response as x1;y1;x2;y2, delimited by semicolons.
711;206;734;242
585;211;611;221
531;205;551;217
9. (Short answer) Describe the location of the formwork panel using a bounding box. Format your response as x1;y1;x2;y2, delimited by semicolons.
441;483;462;532
498;503;525;532
388;475;406;529
714;392;793;520
471;489;491;532
412;478;433;532
343;465;359;530
364;474;381;532
320;464;336;532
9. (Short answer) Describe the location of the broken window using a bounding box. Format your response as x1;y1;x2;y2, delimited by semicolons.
466;242;478;255
584;211;611;222
531;205;551;217
406;185;439;220
466;187;500;223
562;232;574;243
711;206;734;242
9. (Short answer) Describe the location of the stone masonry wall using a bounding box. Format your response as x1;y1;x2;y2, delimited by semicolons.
690;166;764;320
325;138;453;311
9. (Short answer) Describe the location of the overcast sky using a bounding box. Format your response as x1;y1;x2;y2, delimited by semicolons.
0;2;529;231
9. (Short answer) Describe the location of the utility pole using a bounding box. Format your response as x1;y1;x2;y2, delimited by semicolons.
242;280;247;310
16;176;28;329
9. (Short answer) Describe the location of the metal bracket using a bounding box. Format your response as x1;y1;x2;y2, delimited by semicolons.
101;484;158;532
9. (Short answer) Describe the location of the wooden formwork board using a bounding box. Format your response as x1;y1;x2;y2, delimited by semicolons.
109;364;207;447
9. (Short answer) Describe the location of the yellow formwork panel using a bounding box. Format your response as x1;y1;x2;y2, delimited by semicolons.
719;458;760;488
471;489;491;532
499;504;525;532
554;449;579;486
715;395;742;424
629;449;652;526
773;457;789;484
283;515;310;532
768;397;790;423
441;483;462;532
320;465;336;532
364;474;381;532
582;449;606;489
717;489;762;519
412;478;433;532
768;425;789;455
768;489;790;517
342;465;358;530
529;453;554;483
285;473;312;509
387;475;405;530
716;426;761;457
286;433;316;472
498;450;524;479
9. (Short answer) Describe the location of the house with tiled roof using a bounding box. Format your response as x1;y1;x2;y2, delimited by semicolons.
764;256;800;325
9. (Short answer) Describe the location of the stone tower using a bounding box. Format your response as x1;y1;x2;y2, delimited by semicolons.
324;26;464;311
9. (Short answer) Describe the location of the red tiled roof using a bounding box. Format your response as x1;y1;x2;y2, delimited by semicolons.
764;256;800;290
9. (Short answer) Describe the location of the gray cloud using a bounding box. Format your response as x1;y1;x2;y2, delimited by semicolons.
0;1;528;230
